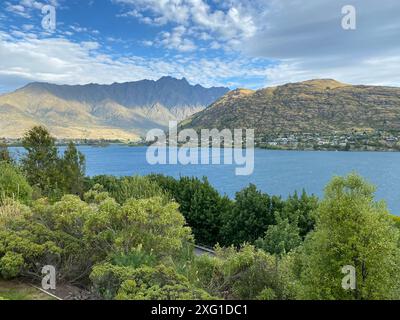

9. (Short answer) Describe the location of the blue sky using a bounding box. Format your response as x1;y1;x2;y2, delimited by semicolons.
1;0;400;93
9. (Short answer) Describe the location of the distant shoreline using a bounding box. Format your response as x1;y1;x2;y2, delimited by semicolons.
6;141;400;152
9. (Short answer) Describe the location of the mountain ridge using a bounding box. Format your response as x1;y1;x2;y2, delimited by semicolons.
181;79;400;136
19;76;228;108
0;77;229;140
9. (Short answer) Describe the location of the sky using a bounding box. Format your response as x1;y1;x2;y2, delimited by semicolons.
0;0;400;93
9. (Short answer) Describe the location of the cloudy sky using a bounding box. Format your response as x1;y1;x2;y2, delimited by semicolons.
0;0;400;93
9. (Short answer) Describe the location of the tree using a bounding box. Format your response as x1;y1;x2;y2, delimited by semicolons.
222;184;283;246
255;213;302;256
21;126;60;198
299;173;400;300
21;127;86;199
147;174;179;198
60;142;86;196
149;176;232;247
280;190;318;239
175;177;232;247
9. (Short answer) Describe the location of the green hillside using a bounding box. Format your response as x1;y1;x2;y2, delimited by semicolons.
182;79;400;135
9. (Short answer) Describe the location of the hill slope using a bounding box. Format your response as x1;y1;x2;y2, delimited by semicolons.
0;77;229;140
181;79;400;135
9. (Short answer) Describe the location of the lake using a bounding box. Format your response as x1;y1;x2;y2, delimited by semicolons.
10;146;400;214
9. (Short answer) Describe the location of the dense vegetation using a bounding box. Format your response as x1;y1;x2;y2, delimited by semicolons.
1;126;400;300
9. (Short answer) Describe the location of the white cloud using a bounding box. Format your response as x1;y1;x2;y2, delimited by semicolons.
0;30;271;93
4;0;400;92
242;0;400;86
5;3;30;18
158;26;197;52
113;0;400;87
22;24;34;31
114;0;256;49
81;41;100;51
4;0;59;18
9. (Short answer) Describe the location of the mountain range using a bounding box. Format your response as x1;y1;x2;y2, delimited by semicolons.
181;79;400;135
3;78;400;142
0;77;229;140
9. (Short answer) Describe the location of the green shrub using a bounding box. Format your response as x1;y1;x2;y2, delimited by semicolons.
0;198;31;227
0;162;32;204
111;247;157;269
0;252;25;279
84;194;193;259
92;263;212;300
256;288;277;300
116;197;193;257
150;175;232;247
0;196;95;281
90;263;137;299
221;184;283;246
190;245;295;300
255;213;302;256
86;175;167;204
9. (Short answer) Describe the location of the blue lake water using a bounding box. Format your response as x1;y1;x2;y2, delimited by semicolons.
10;146;400;214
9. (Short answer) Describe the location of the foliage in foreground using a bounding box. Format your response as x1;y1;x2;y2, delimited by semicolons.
0;162;32;205
0;190;193;285
298;174;400;300
91;263;213;300
186;245;299;300
2;127;400;300
148;175;318;248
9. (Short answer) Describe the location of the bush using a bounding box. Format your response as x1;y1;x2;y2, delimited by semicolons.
117;197;193;257
0;198;31;227
116;265;213;300
0;196;95;282
255;213;302;256
90;263;212;300
90;263;137;299
280;190;318;238
0;252;25;279
0;191;194;285
190;245;292;300
86;175;167;204
222;185;283;246
111;247;157;269
150;175;232;247
0;162;32;204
